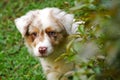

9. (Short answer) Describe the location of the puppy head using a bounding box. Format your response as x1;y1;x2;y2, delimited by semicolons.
14;8;74;57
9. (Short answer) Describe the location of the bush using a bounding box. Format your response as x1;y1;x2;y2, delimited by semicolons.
63;0;120;80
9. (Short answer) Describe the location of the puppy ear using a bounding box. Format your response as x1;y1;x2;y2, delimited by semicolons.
14;10;40;37
59;13;74;34
52;8;74;34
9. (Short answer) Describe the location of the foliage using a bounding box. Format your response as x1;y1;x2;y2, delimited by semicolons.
64;0;120;80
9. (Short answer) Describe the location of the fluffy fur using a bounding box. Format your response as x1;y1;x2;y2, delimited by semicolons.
14;8;76;80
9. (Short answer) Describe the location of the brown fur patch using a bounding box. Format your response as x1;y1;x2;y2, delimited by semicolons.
45;27;54;32
45;27;67;46
25;26;45;47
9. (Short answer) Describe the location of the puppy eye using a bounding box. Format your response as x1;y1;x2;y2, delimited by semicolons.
48;31;56;36
31;32;37;38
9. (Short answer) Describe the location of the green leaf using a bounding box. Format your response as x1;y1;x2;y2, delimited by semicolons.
78;25;85;35
88;4;96;10
88;75;95;80
94;67;101;74
89;0;94;3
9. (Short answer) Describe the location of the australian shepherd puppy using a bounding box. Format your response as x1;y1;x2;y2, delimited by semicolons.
14;8;77;80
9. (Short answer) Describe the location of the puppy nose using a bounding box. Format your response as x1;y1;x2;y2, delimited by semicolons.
39;47;47;54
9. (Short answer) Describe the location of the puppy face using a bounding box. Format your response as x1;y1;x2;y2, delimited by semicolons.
25;23;67;57
14;8;74;57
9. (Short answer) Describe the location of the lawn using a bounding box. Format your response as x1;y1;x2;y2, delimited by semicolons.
0;0;74;80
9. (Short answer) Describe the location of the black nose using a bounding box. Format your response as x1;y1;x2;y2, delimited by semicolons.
39;47;47;54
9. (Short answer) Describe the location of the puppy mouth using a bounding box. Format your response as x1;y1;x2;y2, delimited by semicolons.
38;52;48;57
39;54;47;57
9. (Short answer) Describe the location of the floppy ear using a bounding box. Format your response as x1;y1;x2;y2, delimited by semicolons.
14;10;40;37
52;8;74;34
59;13;74;34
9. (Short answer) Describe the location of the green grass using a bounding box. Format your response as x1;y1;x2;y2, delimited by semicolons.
0;0;74;80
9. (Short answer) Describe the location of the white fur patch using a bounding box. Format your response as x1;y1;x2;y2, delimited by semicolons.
33;34;53;57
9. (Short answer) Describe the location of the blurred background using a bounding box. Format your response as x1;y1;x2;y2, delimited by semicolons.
0;0;120;80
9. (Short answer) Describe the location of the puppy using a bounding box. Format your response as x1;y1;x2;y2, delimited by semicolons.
14;8;75;80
